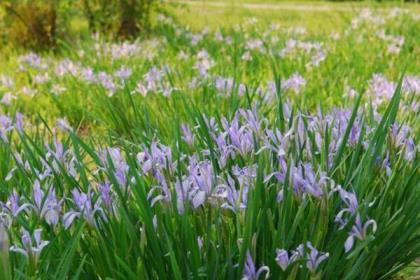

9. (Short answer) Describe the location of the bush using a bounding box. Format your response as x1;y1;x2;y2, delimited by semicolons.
1;0;160;50
1;0;58;50
82;0;158;39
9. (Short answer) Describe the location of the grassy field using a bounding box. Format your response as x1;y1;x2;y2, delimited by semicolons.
0;1;419;279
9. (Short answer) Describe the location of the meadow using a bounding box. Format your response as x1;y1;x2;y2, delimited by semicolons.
0;1;419;279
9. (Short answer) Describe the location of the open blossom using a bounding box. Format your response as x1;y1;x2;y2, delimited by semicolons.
63;189;104;229
281;73;306;93
366;74;396;106
276;243;328;273
137;142;173;175
335;188;358;228
99;147;129;187
81;67;96;83
306;242;329;273
214;175;248;212
344;215;377;252
97;71;117;96
402;75;420;94
174;159;214;213
389;124;416;161
10;228;49;262
114;65;132;80
99;181;114;210
181;123;195;146
31;180;62;226
335;188;377;252
1;190;31;218
1;92;16;105
194;49;214;77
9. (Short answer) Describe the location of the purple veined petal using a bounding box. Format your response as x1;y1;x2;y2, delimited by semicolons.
181;123;195;145
142;160;153;174
63;211;80;229
243;251;256;280
33;229;42;246
33;180;43;209
213;184;228;198
44;209;60;226
275;249;290;271
21;229;31;249
344;235;354;253
306;243;329;273
191;190;206;208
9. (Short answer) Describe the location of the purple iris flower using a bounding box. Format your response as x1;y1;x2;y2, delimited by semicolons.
335;188;359;228
181;123;195;146
0;115;13;142
137;142;173;175
275;249;292;271
100;147;129;187
10;228;49;263
31;180;62;226
2;190;31;218
63;189;104;229
174;159;215;213
147;170;172;206
306;242;329;273
242;251;270;280
214;175;247;212
344;215;377;252
291;163;329;198
99;181;113;210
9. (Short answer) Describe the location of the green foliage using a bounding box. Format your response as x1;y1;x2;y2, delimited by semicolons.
1;0;59;49
82;0;158;39
0;0;160;50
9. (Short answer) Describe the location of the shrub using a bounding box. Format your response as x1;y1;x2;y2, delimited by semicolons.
1;0;58;50
81;0;158;39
